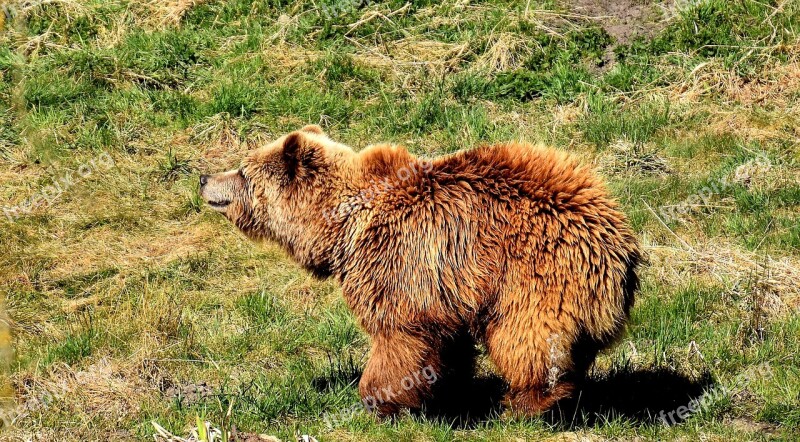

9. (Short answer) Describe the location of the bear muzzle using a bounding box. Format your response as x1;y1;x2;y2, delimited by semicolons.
200;169;244;212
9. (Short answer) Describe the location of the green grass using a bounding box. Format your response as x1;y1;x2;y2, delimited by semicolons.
1;0;799;440
42;319;99;367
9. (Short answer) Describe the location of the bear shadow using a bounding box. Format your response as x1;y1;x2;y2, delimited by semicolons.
311;360;714;430
543;366;715;429
420;366;715;429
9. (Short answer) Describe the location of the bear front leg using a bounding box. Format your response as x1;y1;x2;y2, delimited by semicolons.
358;332;441;417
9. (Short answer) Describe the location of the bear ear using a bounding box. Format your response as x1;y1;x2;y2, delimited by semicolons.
300;124;325;136
282;132;322;181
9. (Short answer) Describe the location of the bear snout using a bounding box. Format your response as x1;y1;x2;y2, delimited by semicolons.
199;170;243;212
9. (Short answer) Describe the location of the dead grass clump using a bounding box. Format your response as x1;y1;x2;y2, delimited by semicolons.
269;13;300;44
17;0;88;21
730;62;800;107
2;0;88;55
137;0;209;27
342;3;412;38
262;43;322;71
191;113;265;172
672;61;800;143
14;358;149;425
670;60;800;108
599;139;671;176
550;102;584;127
353;37;470;81
192;113;242;150
648;242;800;316
39;222;219;282
705;110;798;144
475;32;532;73
726;153;789;193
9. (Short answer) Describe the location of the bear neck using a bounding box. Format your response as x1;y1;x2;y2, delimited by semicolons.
324;149;427;282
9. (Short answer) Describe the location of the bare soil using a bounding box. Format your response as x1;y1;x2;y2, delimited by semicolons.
569;0;671;45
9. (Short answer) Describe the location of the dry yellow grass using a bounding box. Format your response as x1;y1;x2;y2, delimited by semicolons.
647;241;800;315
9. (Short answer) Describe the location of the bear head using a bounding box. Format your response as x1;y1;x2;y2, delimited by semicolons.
199;125;355;277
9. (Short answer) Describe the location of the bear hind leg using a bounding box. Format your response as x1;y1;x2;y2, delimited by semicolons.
485;320;578;417
504;380;576;416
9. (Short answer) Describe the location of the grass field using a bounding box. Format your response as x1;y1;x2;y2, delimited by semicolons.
1;0;799;440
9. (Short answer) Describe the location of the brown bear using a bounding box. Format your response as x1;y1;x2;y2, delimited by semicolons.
200;125;641;417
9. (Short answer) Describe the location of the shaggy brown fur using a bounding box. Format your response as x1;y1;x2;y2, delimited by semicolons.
200;126;641;417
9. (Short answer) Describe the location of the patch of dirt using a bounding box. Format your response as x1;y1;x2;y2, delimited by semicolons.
164;381;213;406
233;434;282;442
547;431;605;442
568;0;671;45
726;417;781;436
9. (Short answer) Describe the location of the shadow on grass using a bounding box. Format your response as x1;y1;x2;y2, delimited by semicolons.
421;367;714;429
311;360;714;429
545;367;715;428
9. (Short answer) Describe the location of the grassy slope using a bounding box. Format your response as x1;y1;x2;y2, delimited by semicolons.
1;0;799;440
